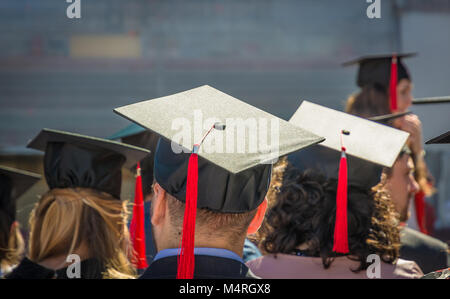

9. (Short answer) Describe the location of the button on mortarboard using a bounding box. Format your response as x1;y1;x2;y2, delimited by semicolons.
27;128;150;199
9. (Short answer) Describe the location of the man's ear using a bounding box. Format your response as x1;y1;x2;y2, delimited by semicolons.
247;198;268;235
151;182;167;226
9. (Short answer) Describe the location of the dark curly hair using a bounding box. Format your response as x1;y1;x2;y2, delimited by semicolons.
257;157;400;272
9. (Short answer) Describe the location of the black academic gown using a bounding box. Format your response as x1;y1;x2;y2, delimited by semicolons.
139;255;260;279
5;257;105;279
400;226;449;274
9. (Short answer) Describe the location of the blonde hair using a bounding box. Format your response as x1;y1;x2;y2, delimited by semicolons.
28;188;136;279
0;220;25;274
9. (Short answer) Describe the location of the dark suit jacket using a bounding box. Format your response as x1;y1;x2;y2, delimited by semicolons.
139;255;260;279
400;226;449;274
5;257;105;279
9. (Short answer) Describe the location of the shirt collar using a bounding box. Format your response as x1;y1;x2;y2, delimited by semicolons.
153;247;243;263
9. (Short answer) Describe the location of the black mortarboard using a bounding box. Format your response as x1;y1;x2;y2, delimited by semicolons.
27;128;150;199
114;85;324;278
426;131;450;144
288;100;409;254
343;53;416;89
109;124;159;196
368;111;412;125
0;166;41;223
344;53;416;112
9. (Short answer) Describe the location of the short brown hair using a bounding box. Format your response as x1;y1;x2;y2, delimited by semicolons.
166;194;257;244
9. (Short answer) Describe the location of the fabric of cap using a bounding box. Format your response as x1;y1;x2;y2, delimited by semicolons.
154;137;272;213
343;53;416;89
27;128;149;199
425;131;450;144
0;166;41;224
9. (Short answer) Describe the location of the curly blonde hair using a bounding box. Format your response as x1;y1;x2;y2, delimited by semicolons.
258;158;401;272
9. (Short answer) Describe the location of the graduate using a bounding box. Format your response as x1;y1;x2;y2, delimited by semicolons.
343;53;416;116
393;96;450;274
343;53;434;235
248;101;423;278
114;85;324;279
384;143;449;274
343;53;425;184
6;129;149;279
0;166;41;277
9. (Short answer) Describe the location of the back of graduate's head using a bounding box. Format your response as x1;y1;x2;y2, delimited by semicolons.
28;187;135;278
151;181;266;252
258;158;400;272
346;84;391;118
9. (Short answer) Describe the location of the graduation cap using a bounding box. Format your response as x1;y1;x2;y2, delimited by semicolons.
368;110;412;124
343;53;416;112
114;85;324;278
410;96;450;144
27;128;150;199
0;166;41;223
425;131;450;144
413;96;450;105
288;101;409;254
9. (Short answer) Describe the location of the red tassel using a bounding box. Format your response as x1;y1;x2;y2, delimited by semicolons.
130;162;148;269
389;55;398;112
414;190;428;235
176;151;198;279
333;147;349;254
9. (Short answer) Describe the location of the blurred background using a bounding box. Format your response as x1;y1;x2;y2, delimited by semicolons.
0;0;449;240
